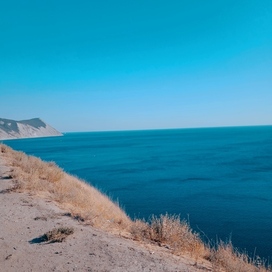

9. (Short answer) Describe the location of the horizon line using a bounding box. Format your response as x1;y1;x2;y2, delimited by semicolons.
63;124;272;134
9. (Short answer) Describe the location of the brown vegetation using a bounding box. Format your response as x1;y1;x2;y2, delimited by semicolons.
0;144;131;230
1;143;271;271
131;214;207;258
42;227;74;243
209;241;270;272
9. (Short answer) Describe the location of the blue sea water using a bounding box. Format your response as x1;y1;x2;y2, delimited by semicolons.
3;126;272;260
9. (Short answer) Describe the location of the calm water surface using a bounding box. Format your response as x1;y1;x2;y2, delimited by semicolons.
3;126;272;259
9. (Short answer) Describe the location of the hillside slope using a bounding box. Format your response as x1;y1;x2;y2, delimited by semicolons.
0;118;62;140
0;146;207;272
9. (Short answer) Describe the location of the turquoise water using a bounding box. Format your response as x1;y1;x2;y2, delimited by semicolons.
3;126;272;259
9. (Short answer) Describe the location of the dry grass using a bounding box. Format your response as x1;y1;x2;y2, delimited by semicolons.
42;227;74;243
1;143;271;271
210;241;271;272
131;215;271;271
0;144;9;154
131;214;207;259
0;144;131;230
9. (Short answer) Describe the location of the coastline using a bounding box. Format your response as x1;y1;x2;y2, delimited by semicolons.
0;134;63;141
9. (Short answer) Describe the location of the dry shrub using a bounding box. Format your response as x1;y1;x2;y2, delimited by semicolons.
132;214;207;259
131;219;150;241
210;241;271;272
43;227;74;243
131;216;271;271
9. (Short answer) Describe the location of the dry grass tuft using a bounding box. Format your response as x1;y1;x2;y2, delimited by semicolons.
210;241;271;272
131;214;207;259
43;227;74;243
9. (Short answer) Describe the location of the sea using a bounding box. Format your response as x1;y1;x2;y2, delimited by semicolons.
3;126;272;260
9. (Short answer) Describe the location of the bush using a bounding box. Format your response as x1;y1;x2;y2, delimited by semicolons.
131;214;207;258
43;227;74;243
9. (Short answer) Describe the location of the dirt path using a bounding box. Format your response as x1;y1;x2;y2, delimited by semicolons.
0;154;212;272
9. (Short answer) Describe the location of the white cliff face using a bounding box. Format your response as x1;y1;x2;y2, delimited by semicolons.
0;118;63;140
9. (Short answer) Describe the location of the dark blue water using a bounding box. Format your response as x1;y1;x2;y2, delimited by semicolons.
3;126;272;259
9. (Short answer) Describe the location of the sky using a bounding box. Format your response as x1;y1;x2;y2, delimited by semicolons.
0;0;271;132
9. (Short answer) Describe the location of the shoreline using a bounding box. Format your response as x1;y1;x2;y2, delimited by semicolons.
0;134;63;141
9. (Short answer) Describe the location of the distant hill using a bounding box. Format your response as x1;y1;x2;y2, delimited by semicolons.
0;118;63;140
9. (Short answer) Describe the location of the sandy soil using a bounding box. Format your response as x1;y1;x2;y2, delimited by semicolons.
0;155;212;272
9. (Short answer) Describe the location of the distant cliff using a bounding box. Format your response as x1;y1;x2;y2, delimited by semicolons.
0;118;63;140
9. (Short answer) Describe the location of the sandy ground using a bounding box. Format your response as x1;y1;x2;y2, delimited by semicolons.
0;155;212;272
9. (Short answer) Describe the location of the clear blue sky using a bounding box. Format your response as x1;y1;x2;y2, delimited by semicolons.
1;0;271;132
